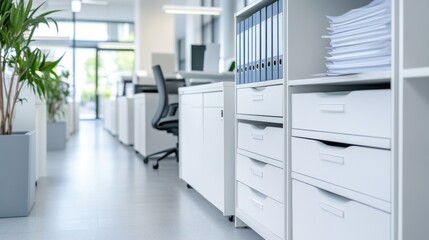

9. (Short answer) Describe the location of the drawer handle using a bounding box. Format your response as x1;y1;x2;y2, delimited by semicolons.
319;153;345;165
251;86;267;91
251;168;264;178
319;104;345;113
252;199;264;210
251;133;264;141
319;201;345;218
251;95;264;101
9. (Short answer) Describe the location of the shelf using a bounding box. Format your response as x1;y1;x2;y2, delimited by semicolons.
403;67;429;79
292;172;391;213
237;114;283;125
289;71;391;86
236;79;283;89
235;0;276;20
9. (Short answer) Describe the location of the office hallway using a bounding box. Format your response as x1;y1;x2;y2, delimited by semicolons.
0;121;262;240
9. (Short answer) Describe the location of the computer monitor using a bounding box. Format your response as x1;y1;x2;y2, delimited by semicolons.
191;45;206;71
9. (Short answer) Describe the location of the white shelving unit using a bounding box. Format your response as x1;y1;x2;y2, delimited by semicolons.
234;0;429;239
287;0;429;240
235;1;287;240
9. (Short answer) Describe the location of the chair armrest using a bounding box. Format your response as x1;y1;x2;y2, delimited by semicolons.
167;103;179;117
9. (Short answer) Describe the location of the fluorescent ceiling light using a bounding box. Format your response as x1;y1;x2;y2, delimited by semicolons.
163;5;222;16
97;42;134;50
71;0;82;12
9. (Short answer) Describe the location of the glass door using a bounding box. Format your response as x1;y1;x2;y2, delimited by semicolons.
96;49;134;119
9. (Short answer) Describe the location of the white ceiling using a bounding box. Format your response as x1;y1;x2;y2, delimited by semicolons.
36;0;134;10
34;0;135;22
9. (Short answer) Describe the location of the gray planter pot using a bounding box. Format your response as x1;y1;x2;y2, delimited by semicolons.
0;131;36;217
47;122;66;151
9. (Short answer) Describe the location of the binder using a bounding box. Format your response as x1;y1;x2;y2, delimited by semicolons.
272;1;279;80
278;0;284;79
266;4;273;81
261;7;267;81
244;17;249;83
251;15;256;83
254;11;261;82
240;20;245;84
249;15;254;83
236;22;240;84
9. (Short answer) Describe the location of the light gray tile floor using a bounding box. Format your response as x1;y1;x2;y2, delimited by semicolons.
0;121;263;240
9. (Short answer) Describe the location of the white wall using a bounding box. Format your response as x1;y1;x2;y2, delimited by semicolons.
174;0;238;72
134;0;176;83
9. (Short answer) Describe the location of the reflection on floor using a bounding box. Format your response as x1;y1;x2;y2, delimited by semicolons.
0;121;262;240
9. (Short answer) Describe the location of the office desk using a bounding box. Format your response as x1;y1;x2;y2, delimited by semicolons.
133;92;178;157
117;96;134;145
177;71;234;86
179;82;235;217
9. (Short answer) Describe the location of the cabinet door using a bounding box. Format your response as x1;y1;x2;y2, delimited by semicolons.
202;105;224;210
180;94;203;189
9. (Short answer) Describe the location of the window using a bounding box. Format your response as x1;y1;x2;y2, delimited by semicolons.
201;0;219;44
177;38;186;71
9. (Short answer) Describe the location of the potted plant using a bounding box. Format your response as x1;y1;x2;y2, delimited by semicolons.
46;70;70;151
0;0;60;217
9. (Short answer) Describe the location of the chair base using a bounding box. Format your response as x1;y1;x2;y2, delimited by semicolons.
143;146;178;170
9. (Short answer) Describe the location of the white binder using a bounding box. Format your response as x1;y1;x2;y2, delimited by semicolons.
249;15;254;83
261;7;267;81
236;22;240;84
255;11;261;82
267;4;273;80
272;1;279;80
279;0;284;79
240;20;245;83
245;17;249;83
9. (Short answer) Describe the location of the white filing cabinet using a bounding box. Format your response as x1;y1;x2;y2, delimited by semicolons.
179;82;235;216
117;96;134;145
286;0;429;239
133;93;178;157
234;1;286;239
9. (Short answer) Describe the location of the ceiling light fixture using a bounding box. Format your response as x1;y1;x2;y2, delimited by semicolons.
163;5;222;16
71;0;82;13
97;42;134;50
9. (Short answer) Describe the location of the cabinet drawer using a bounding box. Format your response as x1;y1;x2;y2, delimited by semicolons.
292;180;390;240
203;92;223;108
237;154;284;203
237;85;283;117
292;89;391;139
237;182;284;238
181;93;203;107
292;137;391;201
237;122;284;162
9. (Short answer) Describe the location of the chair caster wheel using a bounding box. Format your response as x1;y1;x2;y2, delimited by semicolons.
153;164;159;170
143;157;149;164
187;184;193;189
228;216;235;222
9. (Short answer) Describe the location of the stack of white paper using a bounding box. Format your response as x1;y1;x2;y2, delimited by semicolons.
324;0;391;76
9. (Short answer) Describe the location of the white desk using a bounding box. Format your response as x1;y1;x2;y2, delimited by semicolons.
179;82;235;217
178;71;234;86
133;93;178;157
117;96;134;145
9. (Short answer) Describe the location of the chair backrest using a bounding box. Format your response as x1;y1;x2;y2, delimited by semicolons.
151;65;169;130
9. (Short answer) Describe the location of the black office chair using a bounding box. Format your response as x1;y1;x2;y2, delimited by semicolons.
143;65;181;169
